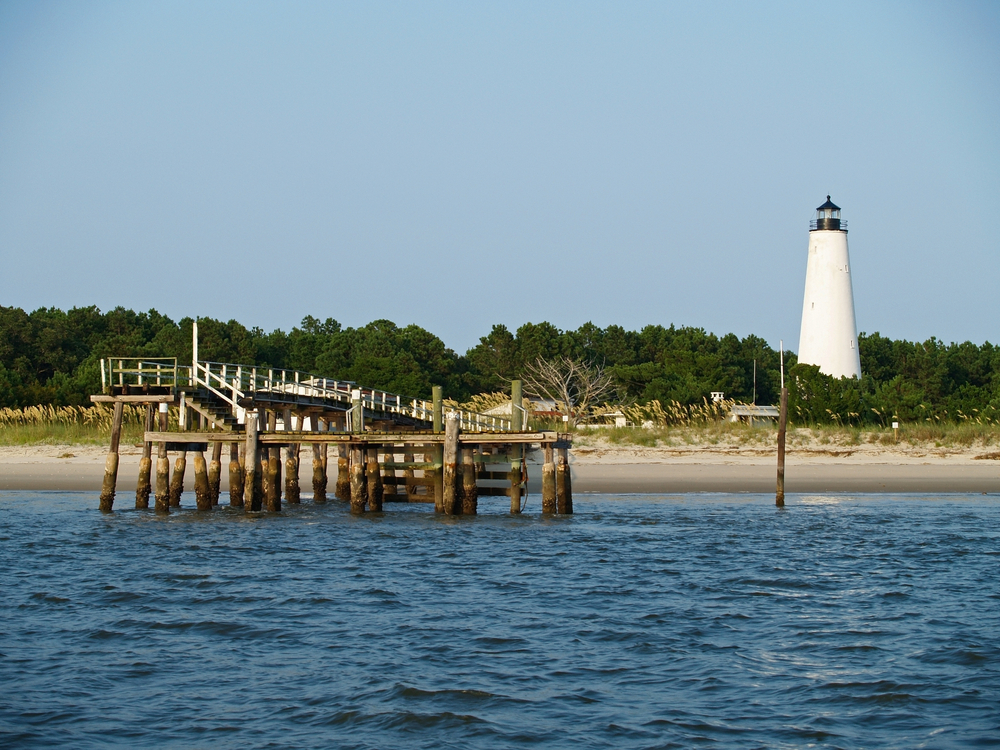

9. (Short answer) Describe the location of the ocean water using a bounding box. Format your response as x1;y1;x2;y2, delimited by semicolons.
1;492;998;749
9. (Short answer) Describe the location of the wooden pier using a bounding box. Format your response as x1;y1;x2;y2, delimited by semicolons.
91;346;572;516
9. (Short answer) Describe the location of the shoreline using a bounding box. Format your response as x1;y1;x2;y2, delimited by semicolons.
1;444;998;495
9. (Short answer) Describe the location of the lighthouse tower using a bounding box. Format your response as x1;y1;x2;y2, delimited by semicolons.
797;196;862;379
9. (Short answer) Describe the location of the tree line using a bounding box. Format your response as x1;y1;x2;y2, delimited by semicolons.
1;305;997;424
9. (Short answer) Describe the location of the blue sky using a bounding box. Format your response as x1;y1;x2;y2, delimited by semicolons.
1;1;997;352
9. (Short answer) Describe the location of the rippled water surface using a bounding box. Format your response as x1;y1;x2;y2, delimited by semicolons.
2;492;999;749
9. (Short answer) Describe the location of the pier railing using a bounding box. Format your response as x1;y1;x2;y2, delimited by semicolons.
101;357;513;432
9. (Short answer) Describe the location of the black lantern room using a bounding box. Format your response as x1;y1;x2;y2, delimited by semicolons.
810;196;846;232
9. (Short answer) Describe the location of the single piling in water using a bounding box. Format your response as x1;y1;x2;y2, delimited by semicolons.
431;444;445;512
776;386;788;507
350;445;367;513
336;444;351;502
556;446;572;514
541;443;557;514
229;442;244;507
99;401;125;511
244;413;262;512
461;446;477;515
169;451;187;507
154;404;170;513
208;440;222;506
312;445;326;503
193;451;212;510
442;413;460;514
285;444;301;504
135;404;154;509
366;446;383;512
509;445;523;514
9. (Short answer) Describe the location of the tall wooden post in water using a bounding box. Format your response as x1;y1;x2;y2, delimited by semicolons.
776;386;788;507
510;380;523;514
208;440;222;506
99;400;125;511
135;404;154;509
442;412;460;514
243;412;262;512
541;443;556;514
229;442;244;507
154;403;170;513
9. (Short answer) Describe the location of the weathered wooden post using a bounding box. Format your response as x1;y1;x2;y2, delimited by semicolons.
351;389;363;433
336;443;350;502
284;410;300;504
556;446;573;514
461;446;478;515
263;410;281;512
193;450;211;510
776;386;788;507
169;451;187;507
208;440;222;506
404;451;418;501
511;380;523;431
509;444;523;514
154;403;170;513
244;412;262;512
135;404;154;509
366;446;383;512
312;415;327;502
442;412;460;514
229;442;244;507
350;444;367;513
432;386;443;432
541;442;557;514
98;400;125;511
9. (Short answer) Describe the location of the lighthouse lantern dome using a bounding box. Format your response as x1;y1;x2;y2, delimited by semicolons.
811;195;846;232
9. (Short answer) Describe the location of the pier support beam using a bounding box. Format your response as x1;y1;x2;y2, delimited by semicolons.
208;440;222;506
169;451;187;507
229;442;244;507
461;446;477;515
366;447;383;512
99;401;124;511
285;444;301;504
135;404;154;509
312;416;327;503
244;413;262;512
442;413;459;514
509;444;523;514
336;444;350;502
154;404;170;513
350;445;366;513
193;451;211;511
541;443;556;514
556;446;572;514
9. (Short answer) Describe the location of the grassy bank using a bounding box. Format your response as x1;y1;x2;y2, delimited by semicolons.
572;421;1000;451
0;405;153;447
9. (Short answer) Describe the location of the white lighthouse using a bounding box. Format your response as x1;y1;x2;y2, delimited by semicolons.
797;196;862;379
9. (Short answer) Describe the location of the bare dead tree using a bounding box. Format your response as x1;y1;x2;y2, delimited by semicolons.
520;356;616;427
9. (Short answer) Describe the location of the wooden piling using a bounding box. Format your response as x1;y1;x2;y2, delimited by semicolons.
432;444;444;513
229;442;244;507
366;446;383;512
556;446;572;514
99;400;125;511
154;404;170;513
312;444;326;503
135;404;154;509
776;386;788;508
169;451;187;507
193;451;211;511
244;413;262;512
432;386;443;432
266;449;281;512
404;452;418;501
511;380;523;431
350;445;367;513
461;446;477;515
208;440;222;506
509;444;523;514
285;444;301;504
336;443;350;502
541;443;556;514
442;413;459;514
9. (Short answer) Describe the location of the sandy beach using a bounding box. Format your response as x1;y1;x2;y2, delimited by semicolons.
2;436;998;495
